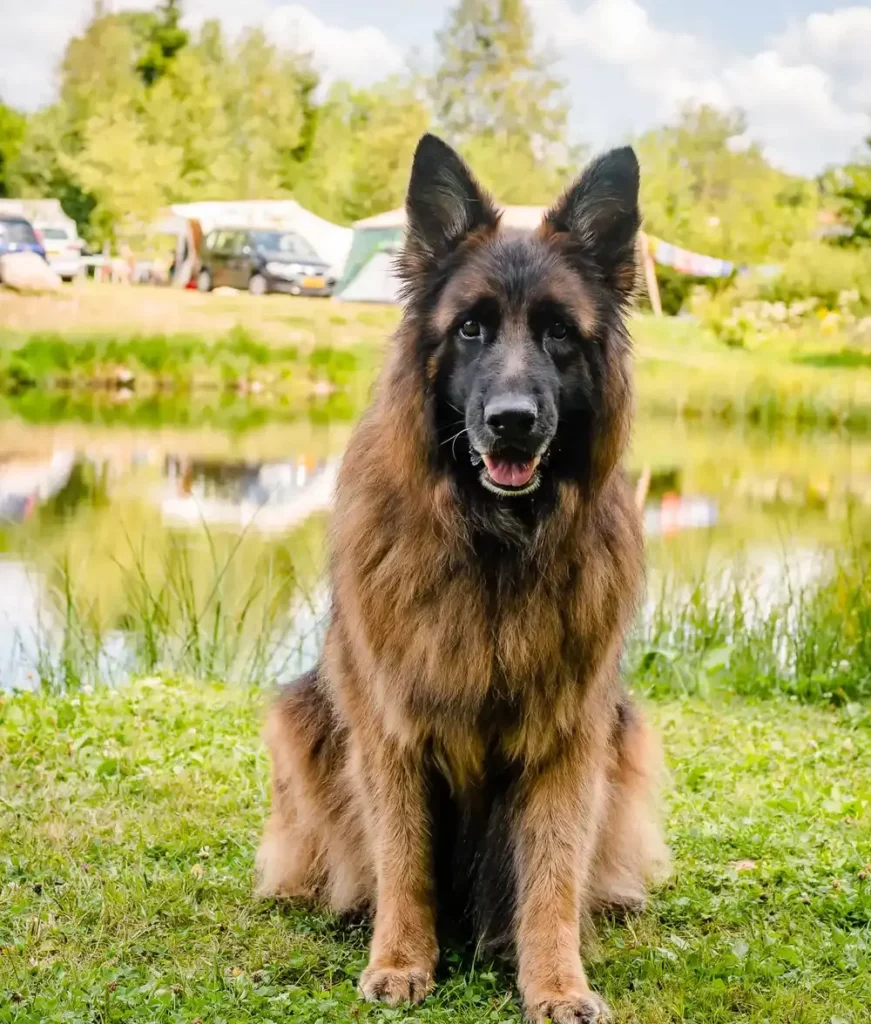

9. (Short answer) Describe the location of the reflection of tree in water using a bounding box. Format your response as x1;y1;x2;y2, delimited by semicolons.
44;461;111;519
164;455;332;507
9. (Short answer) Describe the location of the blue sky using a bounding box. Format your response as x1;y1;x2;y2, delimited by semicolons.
2;0;870;175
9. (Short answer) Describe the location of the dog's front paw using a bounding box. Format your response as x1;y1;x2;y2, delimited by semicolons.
358;964;434;1006
524;990;611;1024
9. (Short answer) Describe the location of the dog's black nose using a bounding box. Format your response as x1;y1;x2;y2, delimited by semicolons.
484;394;538;439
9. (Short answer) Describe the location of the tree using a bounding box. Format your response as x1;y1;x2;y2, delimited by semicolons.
429;0;573;202
59;7;145;126
295;80;430;224
63;106;182;243
8;7;316;239
10;107;97;236
0;100;26;197
636;105;818;264
824;139;871;246
136;0;189;87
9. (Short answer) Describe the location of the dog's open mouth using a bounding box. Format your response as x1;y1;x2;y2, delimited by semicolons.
480;452;542;497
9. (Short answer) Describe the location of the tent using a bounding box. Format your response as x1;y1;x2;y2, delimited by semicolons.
334;204;546;304
0;198;75;232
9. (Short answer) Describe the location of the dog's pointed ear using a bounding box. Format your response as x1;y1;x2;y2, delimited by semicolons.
544;146;640;297
399;134;499;288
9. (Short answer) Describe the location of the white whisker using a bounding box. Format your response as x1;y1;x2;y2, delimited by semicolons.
440;427;469;460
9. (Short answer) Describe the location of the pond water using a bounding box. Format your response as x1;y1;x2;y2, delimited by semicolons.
1;404;870;690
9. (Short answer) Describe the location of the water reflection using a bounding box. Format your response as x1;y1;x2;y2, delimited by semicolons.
162;454;340;531
0;451;77;522
0;413;870;690
644;494;719;538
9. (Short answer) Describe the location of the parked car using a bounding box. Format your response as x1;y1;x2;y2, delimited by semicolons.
0;215;46;267
197;228;335;296
35;222;83;282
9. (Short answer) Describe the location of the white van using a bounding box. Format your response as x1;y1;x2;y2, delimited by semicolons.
35;222;83;282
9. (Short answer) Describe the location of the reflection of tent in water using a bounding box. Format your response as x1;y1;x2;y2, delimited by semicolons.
335;204;546;303
643;493;718;538
161;455;340;532
156;201;353;288
0;452;75;523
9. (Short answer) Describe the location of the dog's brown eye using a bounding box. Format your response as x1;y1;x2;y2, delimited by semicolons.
459;319;482;340
549;321;568;341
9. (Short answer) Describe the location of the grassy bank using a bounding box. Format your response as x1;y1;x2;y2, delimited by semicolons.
634;315;871;429
4;286;871;428
0;327;382;405
0;284;390;403
1;677;869;1023
633;553;871;704
9;516;871;700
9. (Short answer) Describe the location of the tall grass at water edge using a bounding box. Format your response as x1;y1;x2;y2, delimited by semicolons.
10;518;329;692
10;522;871;705
631;548;871;704
0;326;381;401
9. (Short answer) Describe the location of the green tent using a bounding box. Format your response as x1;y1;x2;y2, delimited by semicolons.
334;204;545;304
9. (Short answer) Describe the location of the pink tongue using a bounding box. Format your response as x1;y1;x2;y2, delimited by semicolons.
483;456;536;488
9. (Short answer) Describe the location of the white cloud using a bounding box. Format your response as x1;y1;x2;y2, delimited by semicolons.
0;2;141;110
529;0;871;174
722;51;870;169
2;0;870;176
0;1;402;111
533;0;705;72
778;6;871;70
264;6;403;84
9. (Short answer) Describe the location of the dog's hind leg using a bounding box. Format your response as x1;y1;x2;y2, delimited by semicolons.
255;669;327;898
256;667;374;910
589;696;669;917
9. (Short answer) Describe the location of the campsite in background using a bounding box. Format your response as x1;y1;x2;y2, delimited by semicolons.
2;1;871;1022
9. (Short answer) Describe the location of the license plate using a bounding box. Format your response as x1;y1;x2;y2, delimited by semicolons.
302;276;325;289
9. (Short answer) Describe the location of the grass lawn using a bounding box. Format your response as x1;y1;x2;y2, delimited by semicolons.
2;678;870;1023
0;283;398;349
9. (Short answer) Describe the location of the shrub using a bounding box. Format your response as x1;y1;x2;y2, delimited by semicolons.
758;241;871;311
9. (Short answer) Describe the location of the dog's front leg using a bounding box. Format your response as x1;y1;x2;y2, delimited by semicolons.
357;728;437;1006
515;739;610;1024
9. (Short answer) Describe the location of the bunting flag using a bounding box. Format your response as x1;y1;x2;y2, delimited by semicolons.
646;235;735;278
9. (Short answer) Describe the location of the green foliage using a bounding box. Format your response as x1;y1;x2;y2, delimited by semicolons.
135;0;189;87
757;242;871;310
292;80;430;224
632;311;871;428
429;0;574;202
5;106;97;238
0;326;381;401
688;242;871;350
638;105;818;265
823;137;871;245
633;553;871;704
1;0;866;286
63;107;183;242
431;0;566;149
9;9;316;243
0;99;26;197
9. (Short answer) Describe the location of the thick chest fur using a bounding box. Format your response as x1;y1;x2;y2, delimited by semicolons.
329;477;641;772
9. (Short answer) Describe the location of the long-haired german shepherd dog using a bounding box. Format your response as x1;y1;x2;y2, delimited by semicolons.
256;134;668;1022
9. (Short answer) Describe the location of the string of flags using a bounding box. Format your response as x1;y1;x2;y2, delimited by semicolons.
646;235;781;280
646;236;734;278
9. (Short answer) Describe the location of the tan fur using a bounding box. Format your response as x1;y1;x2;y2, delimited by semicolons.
257;172;668;1022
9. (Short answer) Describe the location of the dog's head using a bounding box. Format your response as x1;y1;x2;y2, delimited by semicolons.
398;134;639;525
